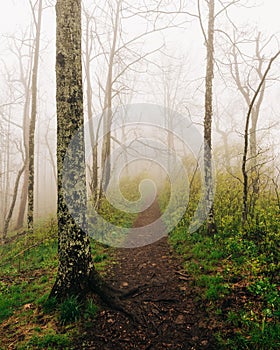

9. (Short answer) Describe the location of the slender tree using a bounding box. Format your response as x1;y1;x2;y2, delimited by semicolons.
83;7;98;200
230;33;266;205
27;0;43;232
7;35;33;230
203;0;217;235
2;162;26;243
241;50;280;224
83;0;184;205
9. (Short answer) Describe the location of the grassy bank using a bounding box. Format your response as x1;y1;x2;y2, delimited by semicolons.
168;172;280;349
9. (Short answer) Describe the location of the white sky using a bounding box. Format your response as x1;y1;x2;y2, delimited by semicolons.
0;0;279;122
242;0;280;32
0;1;279;35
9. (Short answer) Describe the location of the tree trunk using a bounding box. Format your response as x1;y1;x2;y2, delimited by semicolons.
27;0;43;232
2;164;26;243
16;167;28;229
249;108;259;215
15;74;31;230
50;0;104;300
242;50;280;224
204;0;217;236
84;14;98;201
99;0;121;199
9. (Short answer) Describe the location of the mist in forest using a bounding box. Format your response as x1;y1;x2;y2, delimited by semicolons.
0;0;279;235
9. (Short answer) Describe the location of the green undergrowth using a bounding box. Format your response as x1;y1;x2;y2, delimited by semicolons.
16;332;71;350
0;218;112;349
168;172;280;350
87;176;145;245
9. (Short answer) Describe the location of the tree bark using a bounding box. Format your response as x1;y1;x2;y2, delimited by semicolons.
27;0;43;232
50;0;106;300
204;0;217;235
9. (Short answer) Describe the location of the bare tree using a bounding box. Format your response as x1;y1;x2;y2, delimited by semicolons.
203;0;217;235
2;160;26;243
83;6;98;200
241;50;280;224
83;0;187;205
229;33;269;202
27;0;43;232
0;34;33;232
4;35;33;230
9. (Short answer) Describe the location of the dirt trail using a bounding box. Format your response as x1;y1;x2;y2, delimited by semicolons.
76;201;219;349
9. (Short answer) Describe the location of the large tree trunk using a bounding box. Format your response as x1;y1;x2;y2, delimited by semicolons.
51;2;149;320
204;0;217;236
50;0;105;300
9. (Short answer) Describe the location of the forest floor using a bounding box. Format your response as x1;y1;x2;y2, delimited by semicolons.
1;199;278;349
74;201;220;349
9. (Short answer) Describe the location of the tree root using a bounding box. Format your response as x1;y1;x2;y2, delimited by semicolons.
88;271;143;324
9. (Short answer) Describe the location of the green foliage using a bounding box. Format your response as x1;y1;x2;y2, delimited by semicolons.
0;296;14;321
0;281;41;322
39;295;58;314
18;332;70;349
0;218;111;350
169;169;280;349
84;299;98;320
59;296;81;325
195;273;230;300
0;221;58;277
93;253;108;263
248;278;279;311
87;179;142;245
225;309;280;350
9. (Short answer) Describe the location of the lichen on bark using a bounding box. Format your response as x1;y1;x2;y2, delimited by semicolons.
50;0;99;300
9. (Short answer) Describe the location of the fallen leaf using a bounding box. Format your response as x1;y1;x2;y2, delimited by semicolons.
175;314;185;325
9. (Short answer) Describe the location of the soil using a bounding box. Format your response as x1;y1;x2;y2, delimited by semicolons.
75;201;221;349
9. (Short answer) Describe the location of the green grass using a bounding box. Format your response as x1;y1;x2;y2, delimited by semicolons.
84;299;99;320
169;226;280;348
0;218;112;349
17;331;71;350
0;179;154;348
59;296;82;325
167;171;280;349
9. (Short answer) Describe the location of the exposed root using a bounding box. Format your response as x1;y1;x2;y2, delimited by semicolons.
89;271;142;324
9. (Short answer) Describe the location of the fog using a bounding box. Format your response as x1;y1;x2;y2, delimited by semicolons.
0;0;279;233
